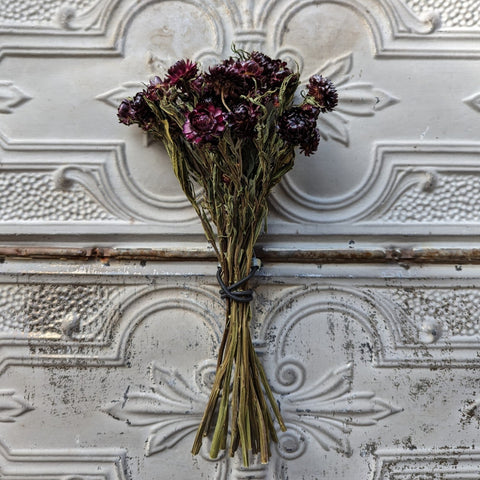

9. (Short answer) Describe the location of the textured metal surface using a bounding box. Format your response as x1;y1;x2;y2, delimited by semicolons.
1;0;479;478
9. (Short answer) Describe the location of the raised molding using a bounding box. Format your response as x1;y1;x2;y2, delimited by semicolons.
1;261;480;475
0;440;127;480
1;0;479;61
0;0;223;61
0;132;198;225
0;390;33;422
405;0;480;29
106;361;399;463
3;262;480;374
0;81;31;114
0;280;223;374
374;449;480;479
464;91;480;112
270;143;480;225
5;138;480;237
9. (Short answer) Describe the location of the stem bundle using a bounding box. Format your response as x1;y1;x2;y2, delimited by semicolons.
192;267;286;465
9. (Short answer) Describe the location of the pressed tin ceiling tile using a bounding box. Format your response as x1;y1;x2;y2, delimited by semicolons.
0;0;479;478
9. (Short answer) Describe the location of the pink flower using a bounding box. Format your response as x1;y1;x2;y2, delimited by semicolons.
183;103;226;144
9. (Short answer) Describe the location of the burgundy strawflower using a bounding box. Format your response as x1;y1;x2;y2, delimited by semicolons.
278;106;320;156
183;103;226;144
227;103;259;138
191;74;215;97
299;128;320;156
307;75;338;112
165;59;198;86
237;59;263;79
117;92;155;130
249;51;293;89
145;76;168;101
205;63;247;100
131;91;156;130
300;103;320;120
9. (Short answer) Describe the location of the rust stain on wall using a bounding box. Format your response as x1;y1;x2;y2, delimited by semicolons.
0;245;479;264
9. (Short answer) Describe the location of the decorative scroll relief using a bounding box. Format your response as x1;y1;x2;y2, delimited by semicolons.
2;0;478;61
0;133;199;224
0;440;127;480
0;283;223;373
374;449;480;479
105;362;213;457
275;363;401;460
301;53;398;147
386;287;480;342
0;284;118;340
405;0;480;29
270;143;480;225
7;271;480;372
106;362;400;464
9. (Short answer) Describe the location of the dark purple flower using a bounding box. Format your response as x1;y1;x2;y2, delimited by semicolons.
249;51;294;89
117;92;155;130
117;99;136;125
131;91;156;130
205;63;247;99
278;106;320;156
145;76;168;101
227;103;259;138
299;128;320;156
183;103;226;144
307;75;338;112
300;103;320;120
165;59;198;86
237;59;263;79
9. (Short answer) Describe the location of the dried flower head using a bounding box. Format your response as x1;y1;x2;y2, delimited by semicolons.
205;62;248;100
117;92;155;130
117;99;136;125
227;103;260;138
145;76;168;101
165;59;198;86
278;106;320;156
307;75;338;112
183;103;226;144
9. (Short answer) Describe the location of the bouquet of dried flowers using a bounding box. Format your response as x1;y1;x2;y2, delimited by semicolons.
117;48;337;465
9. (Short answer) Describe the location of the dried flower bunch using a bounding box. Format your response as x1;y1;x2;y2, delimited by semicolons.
118;48;337;466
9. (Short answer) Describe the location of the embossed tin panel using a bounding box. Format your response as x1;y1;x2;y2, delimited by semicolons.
1;0;479;479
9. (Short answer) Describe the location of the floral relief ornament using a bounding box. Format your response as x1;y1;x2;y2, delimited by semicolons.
116;47;338;466
106;362;401;467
